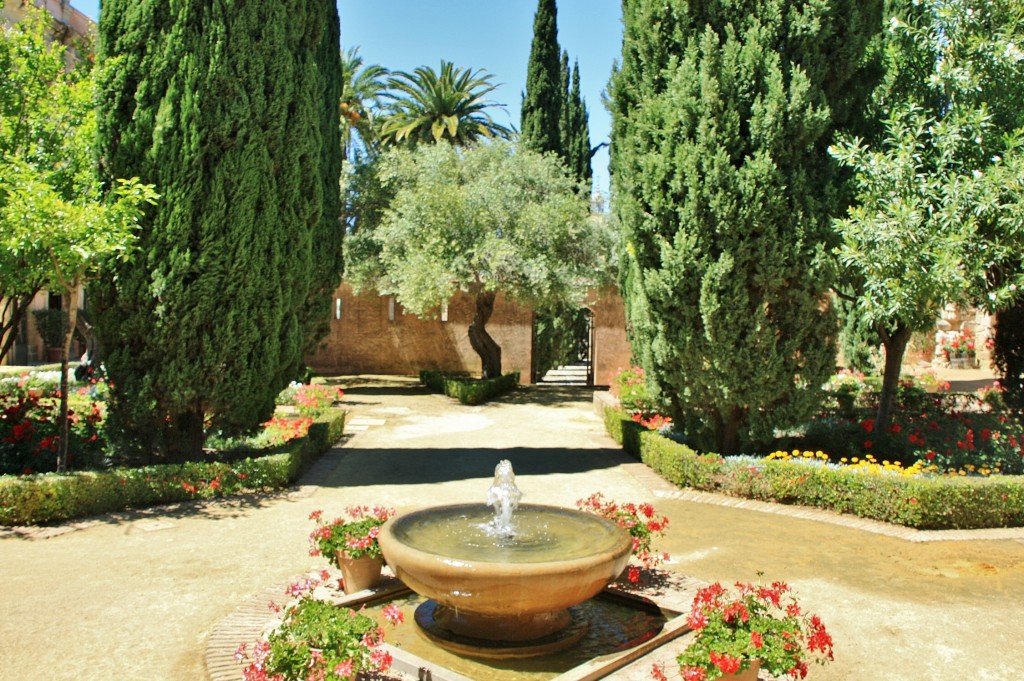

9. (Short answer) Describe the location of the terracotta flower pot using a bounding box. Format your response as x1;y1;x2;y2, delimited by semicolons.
719;659;761;681
337;552;384;594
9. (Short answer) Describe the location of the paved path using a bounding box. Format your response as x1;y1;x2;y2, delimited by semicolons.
2;377;1023;680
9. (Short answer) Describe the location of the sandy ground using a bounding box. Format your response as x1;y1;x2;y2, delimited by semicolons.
1;377;1022;680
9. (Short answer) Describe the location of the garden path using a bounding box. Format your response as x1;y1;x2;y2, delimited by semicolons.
0;375;1022;680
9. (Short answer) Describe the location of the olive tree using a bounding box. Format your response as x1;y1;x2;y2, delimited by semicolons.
346;141;608;378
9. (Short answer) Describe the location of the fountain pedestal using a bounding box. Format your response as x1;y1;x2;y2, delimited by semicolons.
378;502;632;658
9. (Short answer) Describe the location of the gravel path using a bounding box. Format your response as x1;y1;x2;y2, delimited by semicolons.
1;376;1022;680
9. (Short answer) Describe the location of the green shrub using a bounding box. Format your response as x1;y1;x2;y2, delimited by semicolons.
0;410;345;526
601;404;1024;531
419;370;519;405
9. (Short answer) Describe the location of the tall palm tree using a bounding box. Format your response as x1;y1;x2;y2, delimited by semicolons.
378;61;513;147
340;46;389;161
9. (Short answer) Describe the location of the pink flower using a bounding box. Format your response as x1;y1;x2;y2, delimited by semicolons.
369;647;393;671
333;659;354;679
382;604;405;625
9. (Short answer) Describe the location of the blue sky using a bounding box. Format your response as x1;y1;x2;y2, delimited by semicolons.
72;1;624;195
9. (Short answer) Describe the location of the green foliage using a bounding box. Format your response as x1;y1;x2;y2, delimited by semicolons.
419;371;519;406
0;4;152;368
564;60;593;189
609;365;658;417
346;141;603;377
340;46;389;161
93;1;343;462
378;61;512;147
610;0;883;454
520;0;562;156
836;297;880;373
993;300;1024;410
0;382;105;475
308;505;395;563
31;310;69;349
0;411;345;526
601;404;1024;530
677;581;834;680
351;142;595;312
532;303;590;381
830;0;1024;430
264;599;383;680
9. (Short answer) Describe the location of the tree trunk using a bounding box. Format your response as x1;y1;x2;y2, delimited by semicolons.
0;290;39;366
716;405;744;456
74;308;102;369
876;322;913;433
56;283;80;473
468;290;502;379
164;408;206;463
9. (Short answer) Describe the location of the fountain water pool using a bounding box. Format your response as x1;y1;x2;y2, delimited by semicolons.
377;461;633;657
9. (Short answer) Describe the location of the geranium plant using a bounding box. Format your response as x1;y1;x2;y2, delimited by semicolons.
309;506;396;565
665;580;834;680
235;572;403;681
576;493;670;583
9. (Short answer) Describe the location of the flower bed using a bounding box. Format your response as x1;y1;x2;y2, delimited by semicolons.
601;403;1024;530
0;410;345;526
419;370;519;405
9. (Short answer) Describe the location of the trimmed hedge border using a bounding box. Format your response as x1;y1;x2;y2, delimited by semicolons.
419;370;520;405
0;410;346;526
602;403;1024;531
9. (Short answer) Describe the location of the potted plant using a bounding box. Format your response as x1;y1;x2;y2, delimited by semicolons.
235;572;404;680
309;506;396;593
655;580;834;681
576;493;670;584
31;309;68;361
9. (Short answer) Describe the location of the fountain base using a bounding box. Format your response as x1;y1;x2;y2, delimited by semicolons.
414;600;589;659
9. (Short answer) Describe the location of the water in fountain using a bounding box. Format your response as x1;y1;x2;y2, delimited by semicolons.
485;459;522;538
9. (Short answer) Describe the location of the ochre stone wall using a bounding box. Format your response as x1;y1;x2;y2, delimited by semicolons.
307;285;535;382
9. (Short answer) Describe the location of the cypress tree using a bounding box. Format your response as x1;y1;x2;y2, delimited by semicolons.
610;0;882;454
94;1;342;461
567;60;592;190
521;0;562;155
557;50;571;162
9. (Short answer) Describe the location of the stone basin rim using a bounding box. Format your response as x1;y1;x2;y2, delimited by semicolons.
381;502;633;565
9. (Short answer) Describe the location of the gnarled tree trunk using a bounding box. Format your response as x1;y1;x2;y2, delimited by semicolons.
468;289;502;379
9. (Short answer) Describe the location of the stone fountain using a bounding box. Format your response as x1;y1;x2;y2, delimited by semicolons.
378;460;633;658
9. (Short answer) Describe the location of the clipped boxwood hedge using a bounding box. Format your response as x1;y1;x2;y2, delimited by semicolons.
602;404;1024;530
420;370;520;405
0;410;346;526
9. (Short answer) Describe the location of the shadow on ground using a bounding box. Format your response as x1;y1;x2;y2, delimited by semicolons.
320;446;624;488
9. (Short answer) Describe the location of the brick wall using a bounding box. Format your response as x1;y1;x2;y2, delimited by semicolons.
306;285;535;382
306;284;634;386
586;288;633;387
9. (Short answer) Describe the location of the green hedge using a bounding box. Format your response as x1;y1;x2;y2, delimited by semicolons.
0;410;346;526
419;370;520;405
602;405;1024;530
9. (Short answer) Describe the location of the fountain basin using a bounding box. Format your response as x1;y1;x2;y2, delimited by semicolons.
379;503;632;650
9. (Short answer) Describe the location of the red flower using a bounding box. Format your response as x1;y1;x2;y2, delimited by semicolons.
709;651;741;674
860;418;874;433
